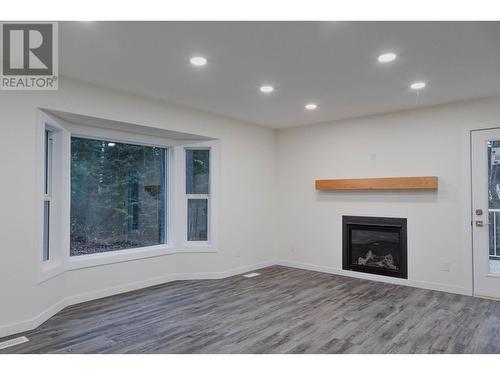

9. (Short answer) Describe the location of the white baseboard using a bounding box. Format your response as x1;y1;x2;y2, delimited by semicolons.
275;259;471;296
173;259;276;281
0;259;276;339
0;299;68;341
0;257;471;339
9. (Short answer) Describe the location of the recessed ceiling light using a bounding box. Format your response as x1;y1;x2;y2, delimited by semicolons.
305;103;318;110
410;82;426;90
259;85;274;93
190;56;207;67
378;52;397;63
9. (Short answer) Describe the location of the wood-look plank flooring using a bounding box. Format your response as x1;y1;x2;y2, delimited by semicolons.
2;265;500;354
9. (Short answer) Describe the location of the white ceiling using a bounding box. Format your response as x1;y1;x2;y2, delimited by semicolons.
60;21;500;129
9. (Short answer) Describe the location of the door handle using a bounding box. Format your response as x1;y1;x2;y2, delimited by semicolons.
475;220;490;227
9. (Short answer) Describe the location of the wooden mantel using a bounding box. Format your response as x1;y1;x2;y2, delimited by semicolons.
315;176;438;191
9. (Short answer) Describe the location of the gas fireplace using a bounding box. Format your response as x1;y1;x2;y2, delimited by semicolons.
342;216;407;279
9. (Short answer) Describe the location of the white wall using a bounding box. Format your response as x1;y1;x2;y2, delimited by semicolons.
0;77;277;336
275;96;500;295
2;74;500;338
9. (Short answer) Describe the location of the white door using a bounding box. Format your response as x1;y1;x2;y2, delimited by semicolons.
472;128;500;299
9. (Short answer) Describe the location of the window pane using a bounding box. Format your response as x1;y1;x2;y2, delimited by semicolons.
70;138;167;256
43;200;50;261
44;130;50;195
187;199;208;241
186;149;210;194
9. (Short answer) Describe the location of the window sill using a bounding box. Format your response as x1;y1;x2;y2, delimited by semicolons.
67;244;177;270
38;260;65;284
38;244;220;281
67;244;219;270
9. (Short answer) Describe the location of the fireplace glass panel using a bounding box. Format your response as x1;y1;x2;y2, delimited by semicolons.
350;227;401;271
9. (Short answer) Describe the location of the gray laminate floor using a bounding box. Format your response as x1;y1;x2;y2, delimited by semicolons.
2;265;500;354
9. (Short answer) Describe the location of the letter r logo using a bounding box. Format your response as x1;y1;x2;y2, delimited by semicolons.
2;23;53;75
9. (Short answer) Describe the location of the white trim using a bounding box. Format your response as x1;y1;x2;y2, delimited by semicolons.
1;257;475;339
184;145;211;245
65;122;182;149
37;111;69;283
462;122;500;297
66;244;217;271
44;130;54;196
68;124;173;249
39;261;65;283
275;259;470;296
68;245;176;270
470;126;500;299
179;141;220;251
0;259;275;339
173;260;275;281
2;256;481;339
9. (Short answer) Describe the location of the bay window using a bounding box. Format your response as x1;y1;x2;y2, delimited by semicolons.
38;110;218;276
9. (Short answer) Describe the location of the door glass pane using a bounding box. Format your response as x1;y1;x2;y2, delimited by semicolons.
488;141;500;274
70;137;167;256
187;199;208;241
186;149;210;194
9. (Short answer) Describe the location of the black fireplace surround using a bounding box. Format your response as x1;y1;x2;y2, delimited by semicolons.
342;216;407;279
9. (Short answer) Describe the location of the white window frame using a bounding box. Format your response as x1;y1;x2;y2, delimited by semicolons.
37;110;219;282
175;141;219;251
43;129;54;261
185;147;211;245
65;123;176;270
38;111;70;283
185;194;211;244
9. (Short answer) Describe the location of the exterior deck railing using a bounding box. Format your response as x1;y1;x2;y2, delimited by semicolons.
489;209;500;258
